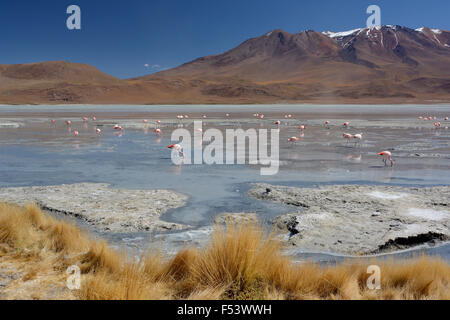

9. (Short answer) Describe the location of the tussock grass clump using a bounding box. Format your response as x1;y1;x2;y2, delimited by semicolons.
0;202;449;300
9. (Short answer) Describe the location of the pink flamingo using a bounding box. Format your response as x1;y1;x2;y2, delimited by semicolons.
445;117;449;121
65;120;71;126
167;144;185;158
82;117;88;123
73;130;79;136
298;125;306;131
95;128;101;134
288;137;301;144
51;119;56;124
91;116;97;121
154;128;162;135
324;121;330;128
274;120;281;125
378;151;394;167
343;133;354;144
142;119;148;123
353;133;363;146
343;122;350;127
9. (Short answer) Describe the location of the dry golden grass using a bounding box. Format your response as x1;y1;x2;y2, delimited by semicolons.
0;202;449;300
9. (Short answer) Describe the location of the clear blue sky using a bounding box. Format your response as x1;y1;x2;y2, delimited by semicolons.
0;0;449;79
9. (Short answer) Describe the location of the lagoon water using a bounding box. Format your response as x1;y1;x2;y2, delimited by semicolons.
1;104;449;261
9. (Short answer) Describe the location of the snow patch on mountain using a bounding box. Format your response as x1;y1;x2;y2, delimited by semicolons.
322;28;363;38
416;27;443;34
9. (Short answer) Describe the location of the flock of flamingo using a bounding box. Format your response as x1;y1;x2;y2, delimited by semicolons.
49;111;449;168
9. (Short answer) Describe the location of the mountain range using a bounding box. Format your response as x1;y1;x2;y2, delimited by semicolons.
1;25;449;104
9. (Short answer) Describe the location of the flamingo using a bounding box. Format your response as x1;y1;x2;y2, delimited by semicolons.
167;144;185;158
154;128;162;135
91;116;97;121
343;133;354;144
434;122;441;128
259;114;264;119
298;125;306;131
418;116;423;120
156;120;161;124
274;120;281;125
73;130;79;136
142;119;148;123
65;120;71;126
288;114;292;118
113;124;123;130
95;128;101;134
324;121;330;128
50;119;56;124
378;151;394;167
353;133;363;146
445;117;448;121
288;137;301;144
343;122;350;127
82;117;88;123
202;115;207;119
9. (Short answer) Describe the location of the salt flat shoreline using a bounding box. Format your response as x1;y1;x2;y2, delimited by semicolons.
1;103;450;108
248;183;450;256
0;102;449;107
0;183;448;257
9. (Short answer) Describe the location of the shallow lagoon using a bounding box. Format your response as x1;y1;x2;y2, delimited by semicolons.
0;104;449;261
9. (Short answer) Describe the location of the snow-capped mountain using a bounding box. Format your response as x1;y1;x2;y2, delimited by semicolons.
1;26;449;104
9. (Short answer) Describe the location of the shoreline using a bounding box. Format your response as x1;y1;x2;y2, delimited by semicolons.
1;182;449;258
1;102;450;107
1;202;449;300
249;183;450;256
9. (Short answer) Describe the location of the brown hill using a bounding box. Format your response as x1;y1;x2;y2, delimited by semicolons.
1;26;449;104
0;61;123;104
